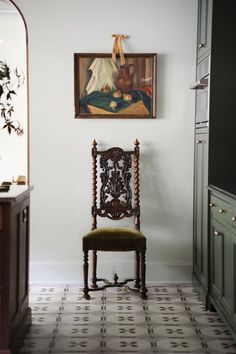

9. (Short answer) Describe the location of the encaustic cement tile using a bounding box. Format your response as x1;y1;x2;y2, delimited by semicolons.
20;283;236;354
25;325;57;339
54;324;103;338
51;337;102;353
18;338;52;353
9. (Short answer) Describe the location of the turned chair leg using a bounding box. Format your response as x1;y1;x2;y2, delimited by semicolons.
134;251;141;288
92;250;98;288
83;250;90;300
140;251;148;299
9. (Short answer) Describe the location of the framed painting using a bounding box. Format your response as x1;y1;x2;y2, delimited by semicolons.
74;53;157;118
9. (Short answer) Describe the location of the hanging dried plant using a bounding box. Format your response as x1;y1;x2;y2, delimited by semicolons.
0;60;25;136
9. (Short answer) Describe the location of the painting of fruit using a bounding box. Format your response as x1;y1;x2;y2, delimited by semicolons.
74;53;157;118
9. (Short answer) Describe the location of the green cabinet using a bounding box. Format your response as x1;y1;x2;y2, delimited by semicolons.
210;218;223;302
197;0;212;63
193;128;209;303
193;0;236;340
232;233;236;327
209;190;236;336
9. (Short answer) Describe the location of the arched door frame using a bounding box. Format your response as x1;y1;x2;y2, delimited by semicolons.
8;0;30;184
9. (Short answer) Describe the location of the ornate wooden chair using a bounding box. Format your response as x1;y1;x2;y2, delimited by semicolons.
82;139;147;299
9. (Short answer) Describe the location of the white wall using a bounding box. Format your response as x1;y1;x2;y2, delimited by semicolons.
0;2;27;182
15;0;197;283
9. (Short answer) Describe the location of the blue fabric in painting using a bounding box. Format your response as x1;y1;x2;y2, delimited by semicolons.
80;90;151;114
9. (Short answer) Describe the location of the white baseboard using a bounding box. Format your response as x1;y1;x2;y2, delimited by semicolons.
30;260;192;283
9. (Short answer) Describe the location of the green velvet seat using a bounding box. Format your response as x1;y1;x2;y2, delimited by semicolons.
83;227;146;252
82;139;147;300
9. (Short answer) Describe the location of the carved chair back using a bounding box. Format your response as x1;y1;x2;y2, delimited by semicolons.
91;139;140;230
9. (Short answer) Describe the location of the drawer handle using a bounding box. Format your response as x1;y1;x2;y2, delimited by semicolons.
214;231;222;237
190;77;208;90
196;140;202;144
218;209;225;214
23;208;27;223
209;203;215;207
232;216;236;222
198;43;206;48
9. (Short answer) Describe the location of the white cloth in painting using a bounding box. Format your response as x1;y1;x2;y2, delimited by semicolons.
86;58;118;94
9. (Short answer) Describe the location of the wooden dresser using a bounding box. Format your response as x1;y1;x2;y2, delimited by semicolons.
0;186;32;354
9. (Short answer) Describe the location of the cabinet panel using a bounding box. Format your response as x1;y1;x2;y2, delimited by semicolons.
18;203;29;307
211;225;235;319
230;203;236;231
210;219;223;302
210;194;230;225
233;235;236;326
193;129;209;292
222;230;233;317
191;57;210;127
196;56;210;80
197;0;212;62
196;85;209;125
9;208;20;322
209;190;236;335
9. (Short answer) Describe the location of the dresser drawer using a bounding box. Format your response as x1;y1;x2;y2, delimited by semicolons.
210;194;231;225
230;204;236;229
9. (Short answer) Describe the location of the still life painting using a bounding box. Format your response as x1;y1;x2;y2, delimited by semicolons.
74;53;157;118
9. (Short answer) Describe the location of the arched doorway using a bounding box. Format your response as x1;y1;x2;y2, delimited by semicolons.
0;0;29;184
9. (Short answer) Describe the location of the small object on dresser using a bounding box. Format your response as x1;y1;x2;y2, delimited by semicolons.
0;185;10;192
2;181;12;186
17;175;26;185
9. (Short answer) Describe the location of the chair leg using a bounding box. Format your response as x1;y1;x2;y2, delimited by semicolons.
92;250;98;288
140;251;148;299
134;251;141;288
83;250;90;300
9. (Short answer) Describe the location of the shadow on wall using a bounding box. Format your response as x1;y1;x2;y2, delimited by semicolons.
140;142;192;262
140;144;169;230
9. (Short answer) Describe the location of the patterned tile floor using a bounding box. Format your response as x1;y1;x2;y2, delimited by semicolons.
18;283;236;353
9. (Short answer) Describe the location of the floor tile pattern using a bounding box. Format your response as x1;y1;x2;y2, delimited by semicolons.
18;284;236;353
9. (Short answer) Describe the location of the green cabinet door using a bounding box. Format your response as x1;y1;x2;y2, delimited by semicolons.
221;229;234;319
210;218;224;302
193;129;209;294
197;0;212;63
232;232;236;327
210;195;234;320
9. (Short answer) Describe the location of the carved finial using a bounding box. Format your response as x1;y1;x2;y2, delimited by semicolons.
134;139;140;147
92;139;97;147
